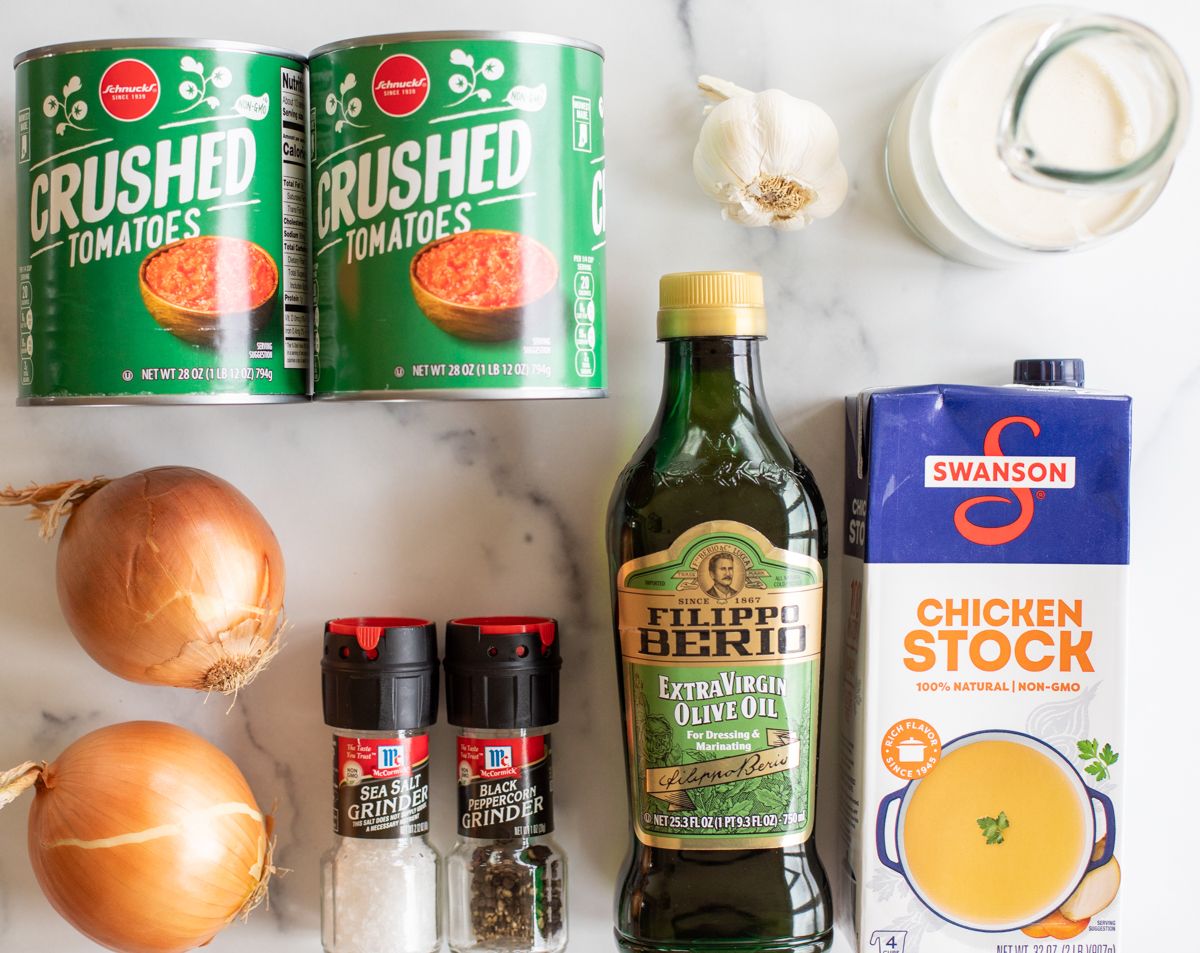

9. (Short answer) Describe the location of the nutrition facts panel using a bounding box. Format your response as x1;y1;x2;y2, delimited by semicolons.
280;66;308;370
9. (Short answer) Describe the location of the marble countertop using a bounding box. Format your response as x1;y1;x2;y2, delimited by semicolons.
1;1;1197;951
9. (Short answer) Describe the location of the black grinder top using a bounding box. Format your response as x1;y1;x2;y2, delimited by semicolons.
322;617;439;731
444;616;561;729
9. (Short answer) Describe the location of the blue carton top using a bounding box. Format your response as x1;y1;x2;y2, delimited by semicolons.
845;384;1131;565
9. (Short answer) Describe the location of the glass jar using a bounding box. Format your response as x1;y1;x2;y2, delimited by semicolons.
886;6;1190;266
447;724;567;953
321;727;441;953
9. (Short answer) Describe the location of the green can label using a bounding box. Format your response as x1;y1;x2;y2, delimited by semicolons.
310;36;605;397
15;45;309;401
617;522;823;849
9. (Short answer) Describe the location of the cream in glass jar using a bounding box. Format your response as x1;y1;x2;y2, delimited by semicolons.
886;6;1190;266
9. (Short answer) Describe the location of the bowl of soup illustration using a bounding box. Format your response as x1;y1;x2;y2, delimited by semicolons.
139;236;279;347
876;731;1115;932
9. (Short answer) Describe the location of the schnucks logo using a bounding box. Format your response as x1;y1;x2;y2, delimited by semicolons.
924;416;1076;546
98;59;160;121
372;54;430;117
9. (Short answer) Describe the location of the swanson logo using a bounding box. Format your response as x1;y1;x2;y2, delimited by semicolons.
924;416;1075;546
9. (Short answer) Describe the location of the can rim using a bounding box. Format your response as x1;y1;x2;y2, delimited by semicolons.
14;38;307;68
312;387;606;401
17;394;310;406
310;30;604;61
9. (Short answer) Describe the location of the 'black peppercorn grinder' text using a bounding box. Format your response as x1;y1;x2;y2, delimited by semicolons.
607;272;833;952
444;616;566;953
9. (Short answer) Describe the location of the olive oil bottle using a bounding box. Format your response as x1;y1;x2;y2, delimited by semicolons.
607;272;832;952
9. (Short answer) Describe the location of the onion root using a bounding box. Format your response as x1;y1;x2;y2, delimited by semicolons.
238;816;279;921
203;621;285;702
206;641;278;695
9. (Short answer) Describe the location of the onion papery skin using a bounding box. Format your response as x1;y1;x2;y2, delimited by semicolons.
55;467;285;691
27;721;269;953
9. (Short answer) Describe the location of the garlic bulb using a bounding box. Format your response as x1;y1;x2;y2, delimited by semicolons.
693;75;848;230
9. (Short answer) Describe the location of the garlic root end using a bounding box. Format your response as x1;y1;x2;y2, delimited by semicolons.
751;174;819;223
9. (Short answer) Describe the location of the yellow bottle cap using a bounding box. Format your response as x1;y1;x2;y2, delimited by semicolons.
657;271;767;340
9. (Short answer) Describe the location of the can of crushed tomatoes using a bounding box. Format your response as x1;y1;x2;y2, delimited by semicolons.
310;32;606;399
14;39;310;404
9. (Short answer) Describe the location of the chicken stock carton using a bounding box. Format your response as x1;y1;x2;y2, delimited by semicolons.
839;372;1130;953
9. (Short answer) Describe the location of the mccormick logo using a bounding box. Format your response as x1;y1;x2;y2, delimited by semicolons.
484;745;513;770
98;59;160;121
924;416;1075;546
377;745;405;770
372;54;430;117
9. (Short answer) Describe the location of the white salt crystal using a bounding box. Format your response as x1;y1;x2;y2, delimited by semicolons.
322;836;440;953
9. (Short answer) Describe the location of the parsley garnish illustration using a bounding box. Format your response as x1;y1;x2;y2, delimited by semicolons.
977;811;1009;845
1077;739;1120;782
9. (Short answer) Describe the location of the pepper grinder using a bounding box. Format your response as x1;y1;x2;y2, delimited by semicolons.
444;616;566;953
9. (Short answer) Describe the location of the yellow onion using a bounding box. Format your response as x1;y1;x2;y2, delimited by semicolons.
0;466;284;694
0;721;273;953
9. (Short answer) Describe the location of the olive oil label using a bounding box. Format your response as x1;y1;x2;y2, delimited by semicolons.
334;735;430;838
618;521;823;850
456;734;554;839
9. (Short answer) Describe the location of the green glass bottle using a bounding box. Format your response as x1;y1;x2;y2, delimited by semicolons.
607;271;832;952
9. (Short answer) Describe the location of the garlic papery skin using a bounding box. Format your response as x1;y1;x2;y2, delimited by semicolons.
693;75;848;230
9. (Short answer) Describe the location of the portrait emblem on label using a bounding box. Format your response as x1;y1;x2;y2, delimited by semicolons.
700;547;742;600
688;541;767;601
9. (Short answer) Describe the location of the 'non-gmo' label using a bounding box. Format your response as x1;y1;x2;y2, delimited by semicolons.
334;735;430;838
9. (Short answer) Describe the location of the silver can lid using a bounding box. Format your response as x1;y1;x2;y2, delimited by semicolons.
310;30;603;61
15;37;306;68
